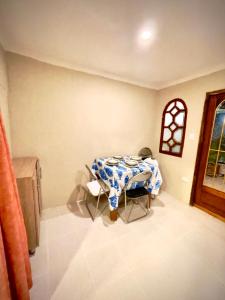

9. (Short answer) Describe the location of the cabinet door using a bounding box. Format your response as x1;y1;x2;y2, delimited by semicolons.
36;160;42;214
17;178;37;251
32;176;40;247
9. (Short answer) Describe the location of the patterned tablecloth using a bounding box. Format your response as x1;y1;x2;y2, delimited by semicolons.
92;157;163;211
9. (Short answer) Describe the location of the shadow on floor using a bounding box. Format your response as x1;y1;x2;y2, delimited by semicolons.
67;184;90;218
151;197;165;207
67;184;109;221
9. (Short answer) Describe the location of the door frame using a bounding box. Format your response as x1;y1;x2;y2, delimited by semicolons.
190;88;225;208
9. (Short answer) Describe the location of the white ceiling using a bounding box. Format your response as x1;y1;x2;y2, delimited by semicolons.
0;0;225;89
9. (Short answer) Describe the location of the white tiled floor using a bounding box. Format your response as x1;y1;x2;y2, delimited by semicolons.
30;192;225;300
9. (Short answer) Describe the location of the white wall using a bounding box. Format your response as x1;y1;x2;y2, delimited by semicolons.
0;43;11;146
6;50;225;208
7;52;157;208
154;70;225;204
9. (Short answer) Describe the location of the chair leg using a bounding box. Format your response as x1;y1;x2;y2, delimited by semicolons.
127;196;149;223
86;189;109;222
119;192;149;223
127;201;135;223
85;192;95;221
147;194;151;210
93;191;101;220
139;200;149;214
124;192;132;223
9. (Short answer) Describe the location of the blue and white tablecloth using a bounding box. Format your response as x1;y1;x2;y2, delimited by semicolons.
92;157;162;211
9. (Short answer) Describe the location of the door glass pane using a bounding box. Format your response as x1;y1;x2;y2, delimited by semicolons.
167;102;175;111
218;151;225;164
163;128;172;141
168;139;174;146
176;101;184;110
174;128;183;143
162;143;169;151
165;113;172;126
203;100;225;192
221;127;225;151
172;145;181;153
175;112;185;126
210;113;224;150
206;150;217;176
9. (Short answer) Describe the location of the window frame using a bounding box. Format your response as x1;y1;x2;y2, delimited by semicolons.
159;98;188;157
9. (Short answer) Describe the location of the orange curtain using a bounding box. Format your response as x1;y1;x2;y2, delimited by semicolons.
0;113;32;300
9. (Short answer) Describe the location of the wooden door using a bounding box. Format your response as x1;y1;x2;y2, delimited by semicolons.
191;91;225;218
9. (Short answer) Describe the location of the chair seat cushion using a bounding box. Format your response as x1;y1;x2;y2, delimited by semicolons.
126;187;149;198
87;180;102;197
86;180;108;197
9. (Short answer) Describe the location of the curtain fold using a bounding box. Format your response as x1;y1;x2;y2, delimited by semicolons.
0;112;32;300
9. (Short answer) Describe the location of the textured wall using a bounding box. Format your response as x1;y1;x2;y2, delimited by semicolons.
8;51;225;208
7;53;157;208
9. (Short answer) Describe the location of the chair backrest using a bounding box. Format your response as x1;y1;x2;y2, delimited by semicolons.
85;164;97;180
85;164;108;194
125;171;152;191
138;147;152;159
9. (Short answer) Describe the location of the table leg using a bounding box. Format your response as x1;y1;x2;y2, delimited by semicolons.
110;209;118;221
147;194;152;209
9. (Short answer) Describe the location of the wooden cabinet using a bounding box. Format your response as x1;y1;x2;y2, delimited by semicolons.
13;157;42;253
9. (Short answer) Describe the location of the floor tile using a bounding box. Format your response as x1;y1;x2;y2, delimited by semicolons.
85;242;131;287
30;191;225;300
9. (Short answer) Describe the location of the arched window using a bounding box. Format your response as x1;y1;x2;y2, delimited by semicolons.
159;98;187;157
